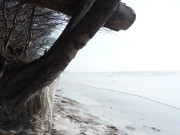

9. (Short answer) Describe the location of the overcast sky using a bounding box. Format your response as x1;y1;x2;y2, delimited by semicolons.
65;0;180;72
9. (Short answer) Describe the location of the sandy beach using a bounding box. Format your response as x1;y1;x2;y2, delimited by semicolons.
53;94;124;135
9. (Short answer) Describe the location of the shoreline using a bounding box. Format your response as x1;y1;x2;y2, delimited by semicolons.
0;93;122;135
52;94;125;135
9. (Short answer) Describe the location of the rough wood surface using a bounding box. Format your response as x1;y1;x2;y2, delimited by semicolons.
16;0;136;31
0;0;120;116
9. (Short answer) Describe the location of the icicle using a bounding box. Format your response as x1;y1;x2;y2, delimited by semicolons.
23;75;60;128
47;93;53;128
37;75;60;127
46;75;60;127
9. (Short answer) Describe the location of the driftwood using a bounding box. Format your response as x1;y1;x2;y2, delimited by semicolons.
0;0;121;114
17;0;136;31
0;0;136;124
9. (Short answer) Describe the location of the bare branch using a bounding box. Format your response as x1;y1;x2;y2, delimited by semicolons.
5;2;23;51
23;5;36;56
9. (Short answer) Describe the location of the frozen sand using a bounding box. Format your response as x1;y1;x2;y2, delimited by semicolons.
53;94;125;135
54;72;180;135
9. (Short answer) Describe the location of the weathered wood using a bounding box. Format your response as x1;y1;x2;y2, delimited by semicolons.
0;0;120;116
104;2;136;31
16;0;136;31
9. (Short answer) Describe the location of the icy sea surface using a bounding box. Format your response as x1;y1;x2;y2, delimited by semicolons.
57;71;180;135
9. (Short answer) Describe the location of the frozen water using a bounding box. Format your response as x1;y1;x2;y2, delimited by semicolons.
57;71;180;135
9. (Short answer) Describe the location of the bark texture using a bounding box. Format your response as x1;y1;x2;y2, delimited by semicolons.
15;0;136;31
0;0;122;123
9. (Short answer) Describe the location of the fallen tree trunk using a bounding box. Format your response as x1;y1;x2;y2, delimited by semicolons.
0;0;121;123
16;0;136;31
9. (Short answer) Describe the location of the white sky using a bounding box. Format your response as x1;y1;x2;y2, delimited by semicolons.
65;0;180;72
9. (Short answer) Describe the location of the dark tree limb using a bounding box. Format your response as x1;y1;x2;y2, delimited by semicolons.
61;0;96;37
0;61;7;79
0;0;120;115
14;0;136;31
104;2;136;31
